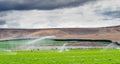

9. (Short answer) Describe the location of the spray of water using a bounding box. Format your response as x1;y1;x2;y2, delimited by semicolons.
0;48;17;55
0;48;11;52
25;36;56;50
105;43;115;48
101;42;120;51
0;41;18;55
26;36;56;45
59;43;68;52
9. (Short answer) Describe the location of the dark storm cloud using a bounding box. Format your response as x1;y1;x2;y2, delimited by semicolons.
0;0;96;11
102;10;120;18
0;20;6;25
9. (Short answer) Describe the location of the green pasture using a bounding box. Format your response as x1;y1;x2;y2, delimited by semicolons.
0;39;112;49
0;49;120;64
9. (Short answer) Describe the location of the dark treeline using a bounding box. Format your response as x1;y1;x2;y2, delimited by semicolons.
0;38;112;43
52;39;112;43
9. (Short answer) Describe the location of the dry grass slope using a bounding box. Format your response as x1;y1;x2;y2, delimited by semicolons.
0;25;120;42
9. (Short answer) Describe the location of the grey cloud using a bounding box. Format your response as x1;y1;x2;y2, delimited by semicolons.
7;23;20;28
0;0;96;11
0;20;6;25
102;10;120;18
95;7;120;19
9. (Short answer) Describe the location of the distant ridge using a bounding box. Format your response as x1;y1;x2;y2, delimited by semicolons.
0;25;120;42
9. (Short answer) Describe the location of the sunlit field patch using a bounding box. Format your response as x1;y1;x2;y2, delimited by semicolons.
0;49;120;64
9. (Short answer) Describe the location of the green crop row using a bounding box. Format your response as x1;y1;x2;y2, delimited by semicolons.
0;49;120;64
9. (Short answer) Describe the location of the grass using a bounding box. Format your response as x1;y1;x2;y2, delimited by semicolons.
0;40;67;49
0;49;120;64
0;39;111;49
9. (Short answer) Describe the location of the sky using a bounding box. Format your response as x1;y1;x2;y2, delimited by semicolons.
0;0;120;28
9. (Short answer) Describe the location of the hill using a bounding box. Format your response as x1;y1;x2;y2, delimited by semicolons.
0;26;120;42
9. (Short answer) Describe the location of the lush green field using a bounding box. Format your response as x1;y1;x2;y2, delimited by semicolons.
0;40;67;49
0;39;111;49
0;49;120;64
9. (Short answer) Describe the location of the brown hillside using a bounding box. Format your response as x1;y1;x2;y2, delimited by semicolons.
0;26;120;42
